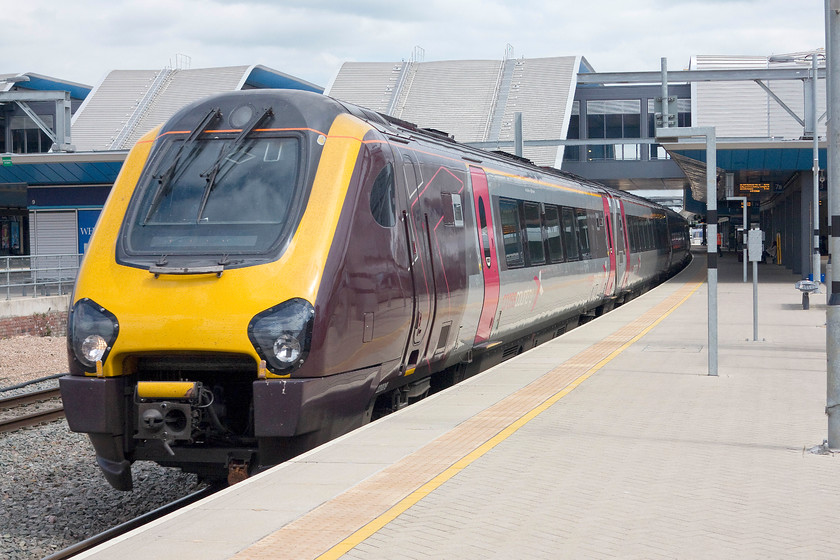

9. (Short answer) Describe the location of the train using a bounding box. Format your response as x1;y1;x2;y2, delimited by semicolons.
59;89;690;490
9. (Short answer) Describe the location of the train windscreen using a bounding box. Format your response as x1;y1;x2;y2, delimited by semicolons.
123;135;301;256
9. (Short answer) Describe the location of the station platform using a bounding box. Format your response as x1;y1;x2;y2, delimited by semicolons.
77;251;840;559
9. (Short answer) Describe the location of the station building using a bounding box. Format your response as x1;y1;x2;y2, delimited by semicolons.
0;51;827;278
0;65;321;259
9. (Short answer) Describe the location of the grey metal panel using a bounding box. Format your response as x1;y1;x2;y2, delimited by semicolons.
30;210;77;255
71;70;161;151
122;66;251;149
396;60;502;143
497;56;578;166
326;62;403;113
691;55;822;140
71;66;253;151
329;56;579;167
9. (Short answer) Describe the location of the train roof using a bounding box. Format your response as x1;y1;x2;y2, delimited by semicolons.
335;95;678;216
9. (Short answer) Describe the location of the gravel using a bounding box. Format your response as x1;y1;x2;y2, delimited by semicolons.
0;336;203;560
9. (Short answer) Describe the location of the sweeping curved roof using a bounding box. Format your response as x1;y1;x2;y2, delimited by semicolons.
327;56;585;167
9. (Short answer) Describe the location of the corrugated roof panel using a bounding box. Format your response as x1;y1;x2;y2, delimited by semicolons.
72;70;161;151
326;62;402;113
396;60;502;143
327;56;579;167
121;66;252;149
497;56;577;166
691;54;821;140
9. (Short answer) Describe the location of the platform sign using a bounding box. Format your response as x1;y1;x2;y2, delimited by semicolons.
77;209;101;254
747;228;763;262
739;183;770;194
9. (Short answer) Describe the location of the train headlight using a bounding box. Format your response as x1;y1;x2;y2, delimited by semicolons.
69;298;119;371
81;335;109;363
272;334;302;364
248;299;314;374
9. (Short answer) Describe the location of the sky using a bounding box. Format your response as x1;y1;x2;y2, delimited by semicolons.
3;0;828;89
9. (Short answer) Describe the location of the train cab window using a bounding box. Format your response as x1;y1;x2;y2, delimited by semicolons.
523;202;545;265
369;163;396;227
561;207;579;261
575;208;591;259
544;205;564;263
499;198;525;268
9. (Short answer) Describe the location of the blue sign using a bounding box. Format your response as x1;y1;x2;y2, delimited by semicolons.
78;209;101;254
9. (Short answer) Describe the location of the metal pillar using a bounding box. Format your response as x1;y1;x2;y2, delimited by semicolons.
829;2;835;300
514;112;523;157
802;177;812;278
656;126;718;376
826;0;840;449
812;53;822;284
661;58;669;128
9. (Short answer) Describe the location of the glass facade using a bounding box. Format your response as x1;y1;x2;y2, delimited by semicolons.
585;100;641;161
562;93;692;165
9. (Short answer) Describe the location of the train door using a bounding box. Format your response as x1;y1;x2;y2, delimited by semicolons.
396;151;434;374
608;196;629;292
615;199;631;291
601;194;617;297
469;166;500;344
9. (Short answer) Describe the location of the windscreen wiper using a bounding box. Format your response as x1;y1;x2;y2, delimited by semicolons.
195;107;274;222
143;108;222;224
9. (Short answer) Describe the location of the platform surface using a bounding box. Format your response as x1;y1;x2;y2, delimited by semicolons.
77;251;840;560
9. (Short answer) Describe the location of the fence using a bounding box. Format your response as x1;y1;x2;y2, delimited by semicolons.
1;254;82;300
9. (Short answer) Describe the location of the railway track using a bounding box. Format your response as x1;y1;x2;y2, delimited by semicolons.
0;387;65;432
41;483;222;560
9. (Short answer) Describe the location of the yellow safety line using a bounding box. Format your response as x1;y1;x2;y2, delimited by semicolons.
317;279;703;560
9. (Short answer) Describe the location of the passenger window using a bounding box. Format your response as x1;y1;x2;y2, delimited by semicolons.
544;205;564;263
575;208;591;259
523;202;545;265
499;199;525;268
369;163;396;227
561;207;579;261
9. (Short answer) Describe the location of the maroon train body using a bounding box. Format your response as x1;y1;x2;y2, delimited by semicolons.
59;90;690;489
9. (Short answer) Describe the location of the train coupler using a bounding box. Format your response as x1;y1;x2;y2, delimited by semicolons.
134;381;202;451
228;459;249;485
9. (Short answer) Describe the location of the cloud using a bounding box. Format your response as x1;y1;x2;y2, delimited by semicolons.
0;0;826;87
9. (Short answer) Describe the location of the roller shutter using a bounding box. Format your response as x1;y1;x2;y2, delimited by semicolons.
29;210;79;281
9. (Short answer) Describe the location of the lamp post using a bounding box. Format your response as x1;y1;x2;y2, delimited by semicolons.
656;126;718;376
826;0;840;449
769;52;824;286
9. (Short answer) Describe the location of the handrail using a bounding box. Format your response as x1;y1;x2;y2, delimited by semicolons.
1;253;81;300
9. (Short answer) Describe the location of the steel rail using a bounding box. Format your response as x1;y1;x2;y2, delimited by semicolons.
0;387;64;433
41;484;223;560
0;386;61;407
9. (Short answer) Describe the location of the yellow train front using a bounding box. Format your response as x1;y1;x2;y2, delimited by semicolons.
59;90;424;490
